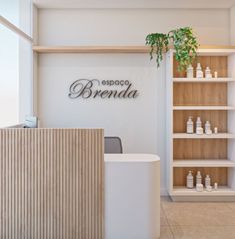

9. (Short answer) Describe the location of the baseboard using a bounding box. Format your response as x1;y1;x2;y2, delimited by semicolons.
160;188;169;196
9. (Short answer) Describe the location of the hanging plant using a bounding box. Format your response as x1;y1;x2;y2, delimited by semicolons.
145;27;199;71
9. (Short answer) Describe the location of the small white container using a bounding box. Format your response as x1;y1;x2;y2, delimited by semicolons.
214;182;218;190
196;171;202;185
196;183;204;192
187;171;194;189
205;175;211;188
196;117;202;128
205;66;212;78
205;121;211;134
187;116;194;134
214;127;218;134
206;129;212;135
206;185;212;192
214;71;218;78
187;64;194;78
196;63;203;78
196;127;203;135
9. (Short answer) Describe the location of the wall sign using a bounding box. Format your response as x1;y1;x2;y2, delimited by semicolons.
68;79;139;99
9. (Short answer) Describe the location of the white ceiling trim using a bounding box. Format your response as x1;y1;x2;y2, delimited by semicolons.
33;0;235;9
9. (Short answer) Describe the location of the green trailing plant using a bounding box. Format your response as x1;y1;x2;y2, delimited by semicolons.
145;27;199;71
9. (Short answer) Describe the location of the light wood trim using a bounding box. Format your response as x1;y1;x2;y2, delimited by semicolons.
0;128;104;239
173;160;235;167
0;15;33;43
32;46;151;53
32;45;235;53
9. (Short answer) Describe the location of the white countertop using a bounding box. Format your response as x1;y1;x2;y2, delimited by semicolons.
104;153;160;162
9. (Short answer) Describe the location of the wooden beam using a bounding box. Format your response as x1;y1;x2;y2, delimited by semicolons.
32;45;151;53
32;45;235;53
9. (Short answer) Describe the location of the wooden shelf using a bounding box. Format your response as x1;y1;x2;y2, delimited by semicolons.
172;186;235;196
173;78;235;83
173;160;235;167
173;106;235;110
32;45;235;54
32;46;151;53
173;133;235;139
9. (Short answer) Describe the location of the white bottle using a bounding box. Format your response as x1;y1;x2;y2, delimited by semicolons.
187;116;194;134
214;71;218;78
196;171;202;184
196;117;202;128
196;63;203;78
214;182;218;190
205;66;212;78
187;64;194;78
205;175;211;188
205;121;211;134
187;171;194;189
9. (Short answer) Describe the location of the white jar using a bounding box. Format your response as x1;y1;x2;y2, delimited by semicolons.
196;127;203;135
187;171;194;189
206;185;212;192
196;183;204;192
205;175;211;188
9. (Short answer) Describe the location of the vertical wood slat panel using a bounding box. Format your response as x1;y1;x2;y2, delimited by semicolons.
0;128;104;239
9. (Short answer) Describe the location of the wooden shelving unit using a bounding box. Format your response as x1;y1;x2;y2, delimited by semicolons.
166;49;235;201
32;45;235;54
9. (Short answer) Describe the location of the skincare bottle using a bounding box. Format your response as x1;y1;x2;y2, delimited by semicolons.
187;171;194;189
196;117;202;128
196;171;202;184
187;64;194;78
187;116;194;134
214;127;218;134
205;66;212;78
196;63;203;78
196;117;203;135
205;175;211;188
214;71;218;78
205;121;211;134
214;182;218;190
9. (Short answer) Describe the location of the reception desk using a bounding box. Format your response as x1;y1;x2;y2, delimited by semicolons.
105;154;160;239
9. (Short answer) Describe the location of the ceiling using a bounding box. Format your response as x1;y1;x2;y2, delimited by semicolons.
33;0;235;9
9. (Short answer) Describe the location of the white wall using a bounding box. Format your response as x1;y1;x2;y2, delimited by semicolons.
231;6;235;44
37;8;230;194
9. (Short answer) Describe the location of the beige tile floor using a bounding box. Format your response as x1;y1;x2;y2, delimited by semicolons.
160;196;235;239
